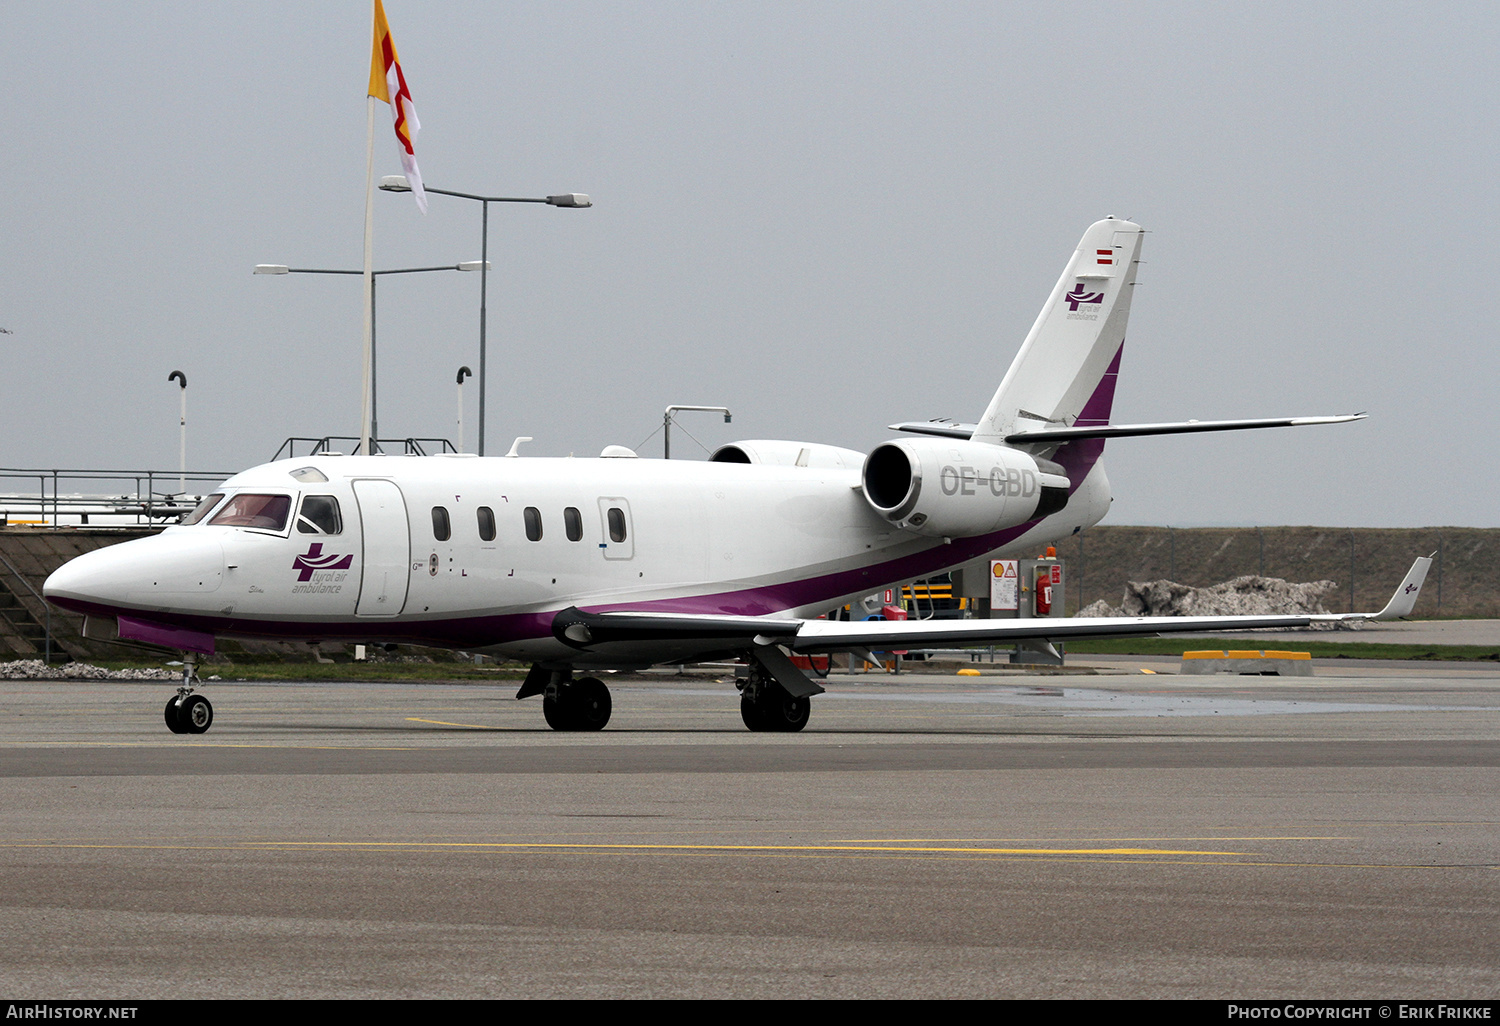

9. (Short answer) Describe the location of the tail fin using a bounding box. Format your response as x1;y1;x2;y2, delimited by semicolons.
971;218;1144;445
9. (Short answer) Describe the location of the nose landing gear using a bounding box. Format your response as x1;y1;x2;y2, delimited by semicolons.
164;654;213;735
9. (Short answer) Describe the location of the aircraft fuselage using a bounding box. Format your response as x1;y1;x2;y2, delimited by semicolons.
44;449;1112;667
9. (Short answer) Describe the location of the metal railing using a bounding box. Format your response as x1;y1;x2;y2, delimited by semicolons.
272;436;458;460
0;468;237;529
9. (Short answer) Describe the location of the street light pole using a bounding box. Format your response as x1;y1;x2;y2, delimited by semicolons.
167;370;187;493
379;176;590;456
254;262;485;452
663;405;732;459
456;365;472;453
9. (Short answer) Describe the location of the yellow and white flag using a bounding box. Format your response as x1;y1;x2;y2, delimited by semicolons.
369;0;426;212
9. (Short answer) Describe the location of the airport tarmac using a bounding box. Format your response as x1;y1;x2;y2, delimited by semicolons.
0;664;1496;999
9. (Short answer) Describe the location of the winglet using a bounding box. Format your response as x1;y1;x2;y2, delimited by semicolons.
1366;555;1433;621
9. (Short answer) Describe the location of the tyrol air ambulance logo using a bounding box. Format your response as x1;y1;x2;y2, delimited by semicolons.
1064;283;1105;312
292;542;354;594
1063;282;1106;321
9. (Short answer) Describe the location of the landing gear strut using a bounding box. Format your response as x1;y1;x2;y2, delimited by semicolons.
738;664;810;732
541;676;612;731
164;653;213;735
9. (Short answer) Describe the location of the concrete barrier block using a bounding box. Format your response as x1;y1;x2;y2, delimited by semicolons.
1180;650;1314;676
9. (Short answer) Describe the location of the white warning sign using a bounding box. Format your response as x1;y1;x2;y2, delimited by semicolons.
990;559;1019;611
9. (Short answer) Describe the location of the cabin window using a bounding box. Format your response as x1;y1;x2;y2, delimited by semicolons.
607;507;627;543
431;506;451;542
180;493;225;526
296;495;343;535
208;493;291;531
477;506;496;542
564;506;583;542
524;506;543;542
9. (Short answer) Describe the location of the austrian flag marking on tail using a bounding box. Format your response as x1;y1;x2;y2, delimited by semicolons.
1096;249;1113;265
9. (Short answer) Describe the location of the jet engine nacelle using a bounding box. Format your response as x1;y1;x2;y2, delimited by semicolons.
861;439;1070;538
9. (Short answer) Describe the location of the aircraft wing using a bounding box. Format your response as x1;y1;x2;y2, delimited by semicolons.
556;556;1432;654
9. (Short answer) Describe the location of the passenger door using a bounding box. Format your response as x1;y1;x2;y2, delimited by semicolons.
354;479;411;616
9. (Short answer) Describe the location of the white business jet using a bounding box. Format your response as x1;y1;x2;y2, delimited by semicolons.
43;218;1429;735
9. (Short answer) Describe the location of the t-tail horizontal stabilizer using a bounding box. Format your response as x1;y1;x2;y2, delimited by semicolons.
888;414;1367;444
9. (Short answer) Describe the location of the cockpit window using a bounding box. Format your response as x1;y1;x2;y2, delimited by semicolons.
208;493;292;531
180;493;225;526
295;495;343;535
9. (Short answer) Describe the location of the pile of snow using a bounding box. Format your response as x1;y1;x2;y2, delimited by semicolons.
1079;575;1358;629
0;660;178;680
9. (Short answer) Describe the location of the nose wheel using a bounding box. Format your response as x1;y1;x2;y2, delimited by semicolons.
165;693;213;734
164;654;214;735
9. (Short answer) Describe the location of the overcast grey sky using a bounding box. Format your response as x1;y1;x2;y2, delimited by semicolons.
3;1;1495;526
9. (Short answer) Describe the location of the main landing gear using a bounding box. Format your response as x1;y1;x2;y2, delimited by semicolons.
516;651;822;733
517;666;615;731
164;654;213;735
542;676;613;731
737;664;810;732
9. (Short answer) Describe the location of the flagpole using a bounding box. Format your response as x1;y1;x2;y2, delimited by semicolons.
361;94;376;456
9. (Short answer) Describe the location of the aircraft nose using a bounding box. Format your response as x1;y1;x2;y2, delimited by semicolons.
44;534;225;613
44;544;137;612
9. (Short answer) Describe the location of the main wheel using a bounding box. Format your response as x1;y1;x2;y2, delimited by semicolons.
740;693;770;731
164;697;186;734
766;693;810;732
542;691;574;730
178;694;213;734
741;688;810;732
572;677;612;731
